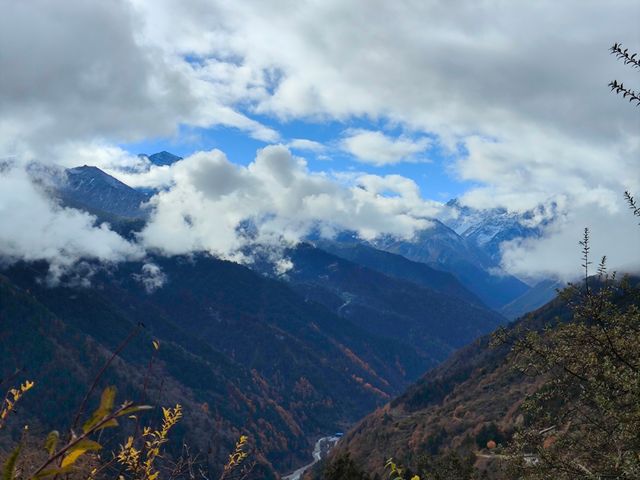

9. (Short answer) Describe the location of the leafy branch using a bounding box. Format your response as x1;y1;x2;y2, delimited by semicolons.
609;43;640;106
0;380;34;429
624;191;640;224
610;43;640;69
608;80;640;106
29;388;152;479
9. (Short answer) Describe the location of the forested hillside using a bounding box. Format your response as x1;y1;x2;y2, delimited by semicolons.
319;274;640;479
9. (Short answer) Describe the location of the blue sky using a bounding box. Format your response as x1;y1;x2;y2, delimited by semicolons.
122;118;477;202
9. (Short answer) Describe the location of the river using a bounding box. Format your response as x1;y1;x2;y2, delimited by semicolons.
282;435;342;480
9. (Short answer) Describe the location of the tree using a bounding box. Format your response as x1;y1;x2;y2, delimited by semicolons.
493;237;640;479
323;453;371;480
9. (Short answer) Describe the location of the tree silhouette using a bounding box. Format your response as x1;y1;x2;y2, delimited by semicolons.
609;43;640;106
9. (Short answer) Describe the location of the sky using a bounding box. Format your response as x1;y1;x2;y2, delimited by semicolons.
0;0;639;281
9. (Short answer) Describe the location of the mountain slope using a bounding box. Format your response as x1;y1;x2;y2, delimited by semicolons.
320;290;576;478
311;240;484;307
283;244;504;365
373;220;530;309
499;279;563;319
57;165;150;220
0;253;428;474
0;271;281;478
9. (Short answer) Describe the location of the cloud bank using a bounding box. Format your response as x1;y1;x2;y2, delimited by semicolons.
501;204;640;281
0;0;638;280
0;164;142;281
137;145;438;259
0;0;277;160
0;146;441;279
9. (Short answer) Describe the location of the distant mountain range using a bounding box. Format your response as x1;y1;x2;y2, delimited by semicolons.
282;243;504;364
311;239;485;306
3;153;567;476
372;221;530;309
441;199;553;263
47;158;544;311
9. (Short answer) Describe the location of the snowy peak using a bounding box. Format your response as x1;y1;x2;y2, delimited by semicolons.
372;220;529;309
442;199;553;262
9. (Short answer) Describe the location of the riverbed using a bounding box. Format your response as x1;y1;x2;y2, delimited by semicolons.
282;435;341;480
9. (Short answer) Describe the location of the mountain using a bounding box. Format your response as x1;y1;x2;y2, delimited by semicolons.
147;151;183;166
8;160;539;476
442;199;547;263
0;252;429;476
53;152;183;223
281;244;504;366
318;277;640;479
499;278;563;319
310;240;485;307
372;220;530;309
43;163;510;384
57;165;150;220
0;268;279;478
318;290;574;478
50;164;530;311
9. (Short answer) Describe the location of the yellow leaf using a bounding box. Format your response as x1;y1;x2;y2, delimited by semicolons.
83;386;117;433
61;439;102;468
152;340;160;350
44;430;59;456
3;443;21;480
21;381;34;392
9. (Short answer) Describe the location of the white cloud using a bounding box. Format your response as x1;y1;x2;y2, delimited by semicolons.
125;0;638;207
53;143;150;171
501;204;640;281
0;0;277;159
0;144;440;279
288;139;326;152
133;263;168;292
136;146;440;258
0;164;143;282
341;130;431;166
457;129;639;212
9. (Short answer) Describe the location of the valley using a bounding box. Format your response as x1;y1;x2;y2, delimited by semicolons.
0;157;555;478
282;435;341;480
1;6;637;479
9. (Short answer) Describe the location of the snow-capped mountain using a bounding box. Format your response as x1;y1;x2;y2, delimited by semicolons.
372;220;530;309
39;156;549;312
442;199;556;262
